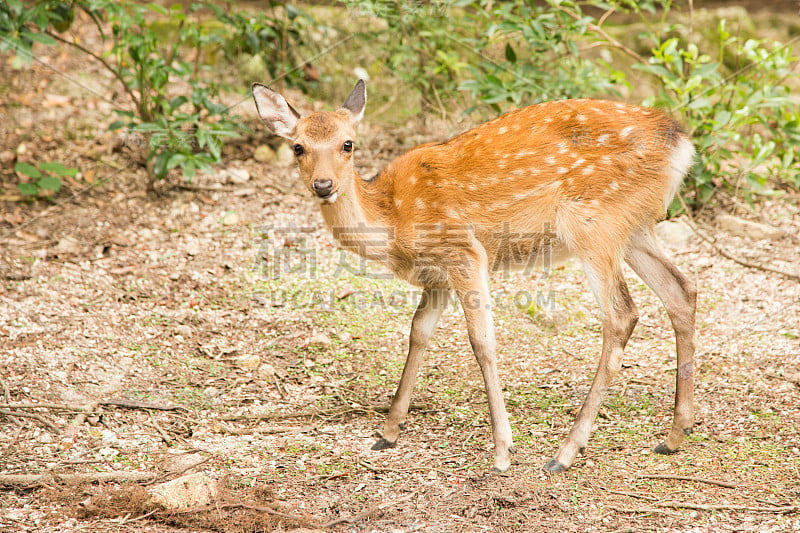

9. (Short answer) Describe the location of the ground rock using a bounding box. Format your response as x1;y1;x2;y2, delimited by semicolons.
235;353;261;369
717;214;784;241
158;453;207;474
148;473;218;511
655;217;695;249
254;145;276;162
275;144;295;166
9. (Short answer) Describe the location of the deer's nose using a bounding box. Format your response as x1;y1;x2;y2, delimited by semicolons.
313;179;334;197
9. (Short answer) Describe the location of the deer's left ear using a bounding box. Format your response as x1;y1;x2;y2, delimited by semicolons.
341;79;367;126
252;83;301;139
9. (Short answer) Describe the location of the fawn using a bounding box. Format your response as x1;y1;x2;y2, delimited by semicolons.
252;80;696;472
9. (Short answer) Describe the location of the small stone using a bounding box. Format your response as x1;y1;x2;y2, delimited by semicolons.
257;363;276;380
55;236;81;255
274;144;294;166
235;353;261;369
175;324;192;337
221;211;239;226
655;217;694;249
16;143;26;155
226;168;250;184
185;239;201;256
159;453;207;474
148;473;218;511
0;150;14;166
717;214;784;241
253;145;276;162
307;331;332;348
169;272;181;281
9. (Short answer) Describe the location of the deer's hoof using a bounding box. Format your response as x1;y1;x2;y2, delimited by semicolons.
653;442;677;455
543;459;568;473
371;438;397;451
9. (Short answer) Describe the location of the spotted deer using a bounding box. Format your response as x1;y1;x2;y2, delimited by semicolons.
251;80;696;472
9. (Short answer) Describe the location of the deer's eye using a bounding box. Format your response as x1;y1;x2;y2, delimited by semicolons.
342;140;353;153
293;144;304;156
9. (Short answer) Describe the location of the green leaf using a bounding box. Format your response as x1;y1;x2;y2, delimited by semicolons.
109;120;127;130
153;151;170;179
504;43;516;64
15;162;41;178
21;31;58;46
39;161;66;174
17;183;38;196
37;176;62;191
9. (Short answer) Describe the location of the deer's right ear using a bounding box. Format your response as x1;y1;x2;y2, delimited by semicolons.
252;83;300;139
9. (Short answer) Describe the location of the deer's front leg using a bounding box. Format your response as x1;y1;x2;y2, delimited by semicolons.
373;287;451;450
452;267;514;472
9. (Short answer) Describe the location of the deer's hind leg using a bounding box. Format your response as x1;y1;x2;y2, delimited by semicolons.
625;226;696;454
545;257;639;472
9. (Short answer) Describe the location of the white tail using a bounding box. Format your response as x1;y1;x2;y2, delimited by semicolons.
252;80;697;472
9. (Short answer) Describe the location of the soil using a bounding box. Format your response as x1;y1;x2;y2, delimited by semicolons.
1;15;800;533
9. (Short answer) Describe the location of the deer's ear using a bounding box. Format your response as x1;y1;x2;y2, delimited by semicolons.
342;79;367;126
252;83;300;139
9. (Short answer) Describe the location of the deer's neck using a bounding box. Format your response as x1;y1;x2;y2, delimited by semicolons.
319;169;395;261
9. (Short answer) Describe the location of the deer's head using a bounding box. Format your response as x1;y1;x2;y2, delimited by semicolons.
252;80;367;204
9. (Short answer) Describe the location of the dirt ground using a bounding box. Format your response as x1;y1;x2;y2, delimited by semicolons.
2;25;800;533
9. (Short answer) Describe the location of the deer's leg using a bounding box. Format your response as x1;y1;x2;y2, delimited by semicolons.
545;262;638;472
373;287;451;450
451;265;514;472
625;227;696;454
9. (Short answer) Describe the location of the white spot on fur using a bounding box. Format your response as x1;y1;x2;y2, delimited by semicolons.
581;165;594;175
597;134;609;146
545;156;556;165
576;114;586;122
446;207;460;218
557;142;568;154
600;155;612;165
415;198;425;210
544;117;553;123
571;158;585;169
609;181;620;191
557;167;568;174
620;126;635;139
394;198;403;207
498;126;508;135
409;175;417;185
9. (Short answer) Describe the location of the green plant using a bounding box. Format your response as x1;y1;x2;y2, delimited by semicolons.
1;1;318;183
459;0;626;115
347;0;471;114
14;161;77;197
637;22;800;210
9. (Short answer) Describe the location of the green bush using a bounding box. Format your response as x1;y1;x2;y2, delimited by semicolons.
638;22;800;209
0;0;316;183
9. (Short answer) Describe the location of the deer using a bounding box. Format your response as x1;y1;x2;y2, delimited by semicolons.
251;79;696;473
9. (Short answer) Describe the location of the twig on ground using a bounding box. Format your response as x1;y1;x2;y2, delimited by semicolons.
0;408;61;434
323;494;414;528
638;473;737;489
658;501;799;514
678;196;799;281
359;460;463;479
0;471;157;487
221;403;429;421
148;412;173;445
180;502;320;528
101;398;186;411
